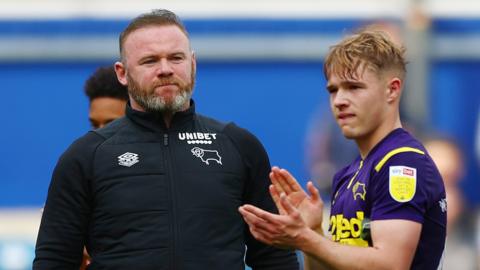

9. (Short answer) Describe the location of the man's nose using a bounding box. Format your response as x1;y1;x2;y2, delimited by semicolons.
156;59;174;76
333;89;349;108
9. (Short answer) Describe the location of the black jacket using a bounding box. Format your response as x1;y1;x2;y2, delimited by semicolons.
34;101;299;270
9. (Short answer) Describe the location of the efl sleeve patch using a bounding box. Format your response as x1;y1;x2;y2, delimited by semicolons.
389;166;417;202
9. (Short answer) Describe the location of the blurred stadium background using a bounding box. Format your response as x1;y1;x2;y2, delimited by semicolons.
0;0;479;269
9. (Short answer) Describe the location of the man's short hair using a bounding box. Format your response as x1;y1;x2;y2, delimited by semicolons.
324;30;407;80
84;66;129;102
119;9;188;60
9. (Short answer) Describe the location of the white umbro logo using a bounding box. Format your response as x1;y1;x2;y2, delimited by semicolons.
118;152;139;167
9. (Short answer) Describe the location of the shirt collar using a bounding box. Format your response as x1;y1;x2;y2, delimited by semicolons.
126;99;196;132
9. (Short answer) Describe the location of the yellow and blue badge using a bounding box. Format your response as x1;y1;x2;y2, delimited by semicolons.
389;166;417;202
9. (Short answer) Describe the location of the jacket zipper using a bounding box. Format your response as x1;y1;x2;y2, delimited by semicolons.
163;133;178;269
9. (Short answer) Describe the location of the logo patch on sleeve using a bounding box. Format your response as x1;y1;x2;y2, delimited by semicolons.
389;166;416;202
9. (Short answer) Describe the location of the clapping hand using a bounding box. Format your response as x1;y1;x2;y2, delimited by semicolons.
269;166;324;232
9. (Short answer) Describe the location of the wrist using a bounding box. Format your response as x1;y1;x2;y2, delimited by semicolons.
309;223;325;236
298;227;324;252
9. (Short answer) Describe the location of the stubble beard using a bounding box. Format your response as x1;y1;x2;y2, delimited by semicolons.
127;69;195;114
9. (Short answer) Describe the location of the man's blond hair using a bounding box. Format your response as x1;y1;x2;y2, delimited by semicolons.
324;30;406;80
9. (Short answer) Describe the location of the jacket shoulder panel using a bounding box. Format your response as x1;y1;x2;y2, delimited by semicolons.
93;117;129;140
194;114;229;133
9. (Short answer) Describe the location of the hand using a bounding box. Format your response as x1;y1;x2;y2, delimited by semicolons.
80;247;91;270
270;166;324;232
239;193;311;249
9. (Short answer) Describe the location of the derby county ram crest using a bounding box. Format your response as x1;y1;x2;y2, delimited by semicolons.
191;147;222;165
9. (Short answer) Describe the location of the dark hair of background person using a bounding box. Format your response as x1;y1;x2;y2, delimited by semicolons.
84;66;129;102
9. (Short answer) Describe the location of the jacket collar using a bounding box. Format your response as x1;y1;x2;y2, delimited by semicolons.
126;99;196;132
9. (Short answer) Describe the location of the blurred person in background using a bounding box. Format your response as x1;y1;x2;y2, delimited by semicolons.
476;107;480;166
476;107;480;269
33;9;298;269
424;136;477;270
84;66;129;129
425;138;465;230
239;30;446;270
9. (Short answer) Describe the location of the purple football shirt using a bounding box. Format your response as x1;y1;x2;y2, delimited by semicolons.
329;128;446;269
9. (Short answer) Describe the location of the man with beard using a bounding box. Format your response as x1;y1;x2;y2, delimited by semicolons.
33;9;299;270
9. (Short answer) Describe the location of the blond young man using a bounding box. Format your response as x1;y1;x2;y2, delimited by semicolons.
239;31;446;270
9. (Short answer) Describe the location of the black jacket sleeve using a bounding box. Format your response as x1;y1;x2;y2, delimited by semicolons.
33;132;103;269
225;123;299;270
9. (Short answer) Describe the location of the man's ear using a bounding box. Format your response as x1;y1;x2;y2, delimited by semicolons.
387;77;402;103
191;50;197;75
114;62;128;86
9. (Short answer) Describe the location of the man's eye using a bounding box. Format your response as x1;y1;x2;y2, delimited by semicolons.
142;59;155;64
171;57;183;62
327;88;337;94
